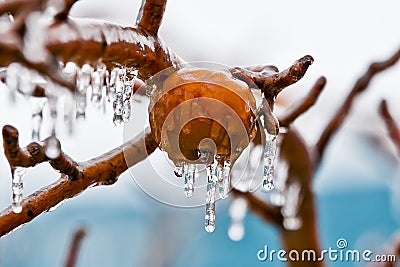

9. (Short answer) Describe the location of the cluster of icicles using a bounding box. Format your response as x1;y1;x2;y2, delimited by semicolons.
3;62;137;213
168;98;282;234
2;62;302;238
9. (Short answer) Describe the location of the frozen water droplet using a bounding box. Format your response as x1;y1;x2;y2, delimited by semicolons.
228;222;245;241
183;164;195;197
45;136;61;159
219;160;231;199
174;162;184;177
11;167;25;213
283;216;302;231
205;163;218;233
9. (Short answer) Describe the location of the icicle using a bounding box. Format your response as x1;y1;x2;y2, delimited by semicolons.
91;69;102;104
30;97;46;141
219;160;231;199
281;182;302;230
183;164;195;197
262;133;277;191
11;167;25;213
62;92;75;135
270;151;289;207
76;64;92;119
107;68;119;101
174;162;184;177
205;158;219;233
112;68;126;125
228;196;247;241
45;136;61;159
257;98;279;191
122;77;133;122
91;65;107;105
6;63;20;92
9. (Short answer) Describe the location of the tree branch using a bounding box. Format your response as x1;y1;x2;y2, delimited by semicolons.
64;227;86;267
136;0;167;36
315;48;400;163
379;100;400;156
279;76;327;128
230;55;314;108
0;127;158;237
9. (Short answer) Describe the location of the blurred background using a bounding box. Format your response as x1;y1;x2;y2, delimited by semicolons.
0;0;400;266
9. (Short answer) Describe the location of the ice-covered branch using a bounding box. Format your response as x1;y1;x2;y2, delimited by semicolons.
0;0;183;94
279;76;326;127
316;48;400;163
379;100;400;156
230;55;314;108
136;0;167;36
0;127;158;237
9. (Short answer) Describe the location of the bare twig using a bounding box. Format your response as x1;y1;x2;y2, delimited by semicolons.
279;76;327;127
315;48;400;163
0;127;158;237
64;227;86;267
136;0;167;36
379;100;400;156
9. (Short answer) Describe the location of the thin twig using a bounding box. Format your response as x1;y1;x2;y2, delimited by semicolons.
379;100;400;156
230;55;314;108
279;76;327;127
232;189;283;227
315;48;400;163
64;227;86;267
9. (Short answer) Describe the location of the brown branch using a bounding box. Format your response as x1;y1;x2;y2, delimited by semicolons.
230;55;314;108
279;76;327;127
379;100;400;156
232;189;283;227
55;0;80;22
136;0;167;36
0;127;158;237
315;48;400;163
64;227;86;267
